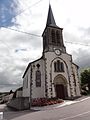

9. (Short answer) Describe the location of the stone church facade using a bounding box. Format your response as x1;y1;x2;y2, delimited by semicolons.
22;5;81;100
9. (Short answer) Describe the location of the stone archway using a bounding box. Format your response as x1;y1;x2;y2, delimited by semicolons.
54;74;67;99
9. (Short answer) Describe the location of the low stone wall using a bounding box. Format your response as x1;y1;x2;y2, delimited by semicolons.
7;97;30;110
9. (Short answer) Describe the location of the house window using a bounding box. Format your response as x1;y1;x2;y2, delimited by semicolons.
36;70;41;87
54;60;64;72
51;30;55;43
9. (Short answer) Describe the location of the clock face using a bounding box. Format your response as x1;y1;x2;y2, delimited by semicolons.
55;49;61;55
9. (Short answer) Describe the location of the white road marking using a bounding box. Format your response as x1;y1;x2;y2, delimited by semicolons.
55;97;90;109
55;101;78;108
80;96;90;102
59;111;90;120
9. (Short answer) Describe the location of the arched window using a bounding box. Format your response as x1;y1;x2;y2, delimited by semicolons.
61;62;64;72
57;60;61;72
36;70;41;87
51;30;55;43
54;60;64;72
54;62;57;72
56;31;60;44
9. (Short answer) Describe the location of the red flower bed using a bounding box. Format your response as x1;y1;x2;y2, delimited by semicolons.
32;98;63;106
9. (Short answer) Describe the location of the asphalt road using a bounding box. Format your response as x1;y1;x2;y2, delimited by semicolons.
1;97;90;120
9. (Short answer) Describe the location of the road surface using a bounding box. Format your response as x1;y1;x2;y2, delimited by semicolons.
1;96;90;120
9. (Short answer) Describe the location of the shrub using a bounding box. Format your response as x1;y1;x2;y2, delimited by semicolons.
32;98;63;106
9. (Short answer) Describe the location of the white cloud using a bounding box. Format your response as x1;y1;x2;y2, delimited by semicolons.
0;0;90;91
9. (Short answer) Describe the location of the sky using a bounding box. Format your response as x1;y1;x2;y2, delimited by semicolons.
0;0;90;92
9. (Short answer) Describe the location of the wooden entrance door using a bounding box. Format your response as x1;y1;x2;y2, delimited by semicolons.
56;84;65;99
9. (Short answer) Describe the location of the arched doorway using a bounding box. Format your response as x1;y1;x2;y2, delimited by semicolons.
56;84;65;99
54;75;67;99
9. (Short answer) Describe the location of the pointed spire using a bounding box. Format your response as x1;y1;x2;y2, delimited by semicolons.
46;4;57;27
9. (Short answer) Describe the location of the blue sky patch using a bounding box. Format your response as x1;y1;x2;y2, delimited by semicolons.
0;0;19;27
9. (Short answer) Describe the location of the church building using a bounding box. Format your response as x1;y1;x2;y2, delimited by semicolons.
22;5;81;100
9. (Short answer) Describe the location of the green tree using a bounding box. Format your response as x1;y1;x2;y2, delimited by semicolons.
80;68;90;91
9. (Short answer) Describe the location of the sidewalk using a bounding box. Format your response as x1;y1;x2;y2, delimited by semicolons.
32;96;90;111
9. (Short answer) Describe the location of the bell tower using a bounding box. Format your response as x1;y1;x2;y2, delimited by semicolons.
42;4;66;53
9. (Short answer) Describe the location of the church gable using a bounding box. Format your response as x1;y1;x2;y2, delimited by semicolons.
23;57;46;98
44;50;81;98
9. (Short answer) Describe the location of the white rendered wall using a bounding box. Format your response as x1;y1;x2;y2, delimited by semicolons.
44;52;72;98
16;91;22;98
23;51;81;99
23;67;30;97
31;59;45;98
23;58;45;99
72;64;81;96
44;51;81;98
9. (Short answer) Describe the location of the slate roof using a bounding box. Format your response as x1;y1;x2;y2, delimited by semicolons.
46;4;57;27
